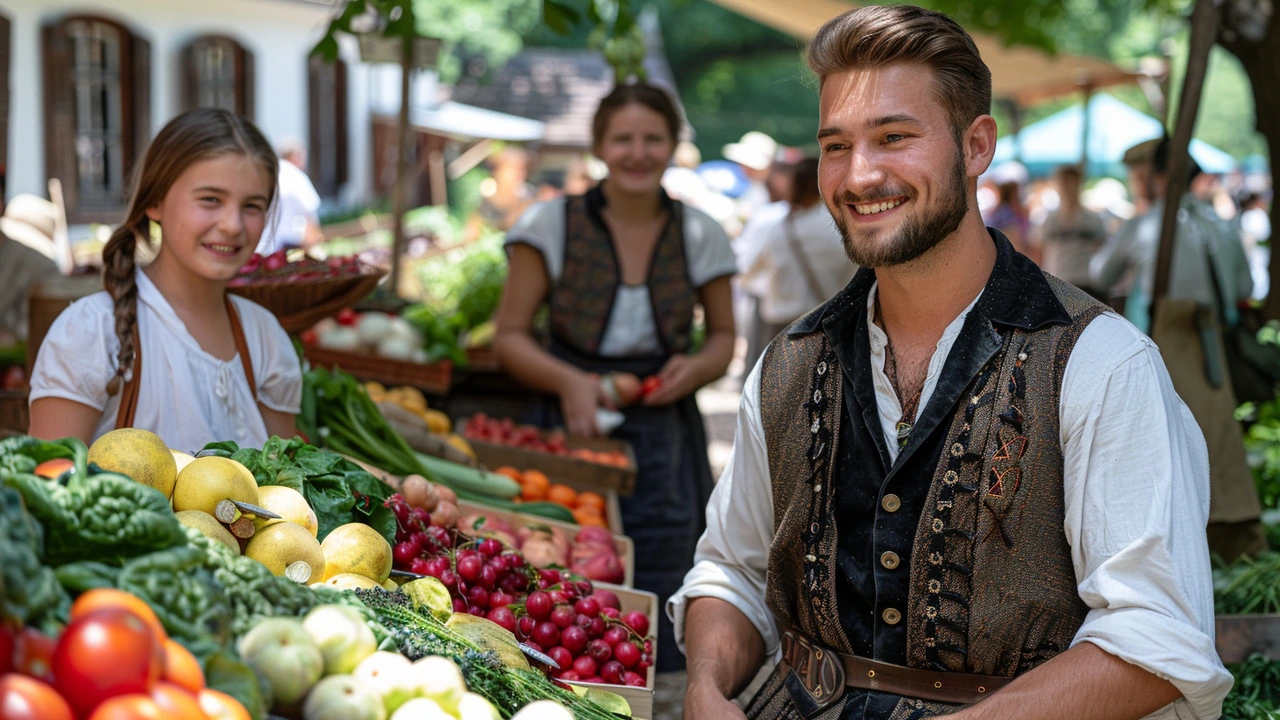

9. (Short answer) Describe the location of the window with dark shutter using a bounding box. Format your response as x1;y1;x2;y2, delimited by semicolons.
308;55;348;199
181;35;253;118
42;15;149;223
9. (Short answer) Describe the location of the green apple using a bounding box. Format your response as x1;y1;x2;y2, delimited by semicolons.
303;674;387;720
303;604;378;674
355;651;419;714
238;617;325;705
413;656;466;713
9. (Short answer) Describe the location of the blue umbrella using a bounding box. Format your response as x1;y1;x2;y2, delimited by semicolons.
696;160;749;198
992;93;1237;177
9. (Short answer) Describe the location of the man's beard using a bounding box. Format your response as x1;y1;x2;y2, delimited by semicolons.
827;146;969;268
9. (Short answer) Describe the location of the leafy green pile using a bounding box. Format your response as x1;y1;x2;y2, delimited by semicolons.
405;231;508;364
1215;552;1280;615
1242;394;1280;511
0;436;187;566
0;484;67;633
1223;655;1280;719
201;436;396;545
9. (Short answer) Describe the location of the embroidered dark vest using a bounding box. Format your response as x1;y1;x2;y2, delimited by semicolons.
546;190;698;357
748;240;1105;720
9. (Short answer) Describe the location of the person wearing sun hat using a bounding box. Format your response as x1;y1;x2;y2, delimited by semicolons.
724;131;779;222
0;195;61;343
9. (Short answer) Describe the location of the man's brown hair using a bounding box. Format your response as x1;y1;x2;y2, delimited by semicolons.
806;5;992;137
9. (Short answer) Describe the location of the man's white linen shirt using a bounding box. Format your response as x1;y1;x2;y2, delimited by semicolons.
668;282;1232;719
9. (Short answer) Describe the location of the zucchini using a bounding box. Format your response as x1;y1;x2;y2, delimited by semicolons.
413;451;521;501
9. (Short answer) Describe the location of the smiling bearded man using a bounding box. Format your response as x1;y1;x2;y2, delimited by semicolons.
668;5;1230;720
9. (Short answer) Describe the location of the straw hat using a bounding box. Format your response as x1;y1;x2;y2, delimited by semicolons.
0;194;59;262
723;131;778;172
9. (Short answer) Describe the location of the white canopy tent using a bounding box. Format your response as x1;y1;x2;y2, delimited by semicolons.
705;0;1143;104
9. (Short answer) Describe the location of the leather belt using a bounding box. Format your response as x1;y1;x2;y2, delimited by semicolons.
779;625;1012;706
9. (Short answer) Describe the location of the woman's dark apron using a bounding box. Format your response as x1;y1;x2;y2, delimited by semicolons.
518;187;718;672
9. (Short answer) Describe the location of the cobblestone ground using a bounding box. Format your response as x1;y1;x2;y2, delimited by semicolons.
650;359;763;720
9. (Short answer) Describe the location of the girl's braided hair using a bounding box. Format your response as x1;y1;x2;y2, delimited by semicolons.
102;107;278;395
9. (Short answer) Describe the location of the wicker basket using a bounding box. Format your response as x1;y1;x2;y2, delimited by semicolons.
228;267;385;334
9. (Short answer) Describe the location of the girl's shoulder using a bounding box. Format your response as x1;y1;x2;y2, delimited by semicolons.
54;290;115;327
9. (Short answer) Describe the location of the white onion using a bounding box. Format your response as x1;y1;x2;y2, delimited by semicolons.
357;313;394;345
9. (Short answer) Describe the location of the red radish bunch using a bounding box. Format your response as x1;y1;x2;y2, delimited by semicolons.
229;251;365;286
463;415;569;456
385;493;654;687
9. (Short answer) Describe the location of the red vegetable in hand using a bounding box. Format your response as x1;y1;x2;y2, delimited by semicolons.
640;376;662;397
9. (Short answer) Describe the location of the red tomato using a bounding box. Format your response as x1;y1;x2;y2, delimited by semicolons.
0;673;75;720
12;628;55;681
0;624;13;675
52;608;162;718
299;328;319;345
641;376;663;397
86;695;165;720
150;682;210;720
335;308;359;326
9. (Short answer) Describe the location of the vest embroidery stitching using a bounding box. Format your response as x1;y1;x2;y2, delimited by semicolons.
984;339;1032;547
802;345;839;609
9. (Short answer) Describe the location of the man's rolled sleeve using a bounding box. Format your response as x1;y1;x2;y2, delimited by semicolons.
667;360;778;655
1063;316;1233;718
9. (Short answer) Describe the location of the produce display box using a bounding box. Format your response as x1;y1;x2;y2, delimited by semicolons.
0;389;28;436
305;345;453;395
1216;614;1280;663
567;582;659;720
456;499;634;587
466;433;638;496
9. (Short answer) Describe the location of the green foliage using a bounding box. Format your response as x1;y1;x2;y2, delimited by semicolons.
414;0;542;84
1215;551;1280;614
411;231;508;332
447;166;490;223
1224;655;1280;720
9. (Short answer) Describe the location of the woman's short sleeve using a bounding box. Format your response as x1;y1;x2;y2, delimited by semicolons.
683;206;738;287
505;199;567;282
28;294;117;411
236;299;303;414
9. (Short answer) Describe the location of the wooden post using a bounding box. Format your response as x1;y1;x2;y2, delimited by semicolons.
1152;0;1218;302
1078;83;1095;172
388;36;412;299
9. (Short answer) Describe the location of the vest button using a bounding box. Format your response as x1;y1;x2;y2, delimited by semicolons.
882;608;902;625
880;551;900;570
881;494;901;512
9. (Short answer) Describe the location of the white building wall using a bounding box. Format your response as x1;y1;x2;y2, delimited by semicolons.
0;0;372;208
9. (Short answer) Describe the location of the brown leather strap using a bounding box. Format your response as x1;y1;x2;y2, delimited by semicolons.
114;295;257;430
226;296;258;403
778;626;1012;706
114;324;143;430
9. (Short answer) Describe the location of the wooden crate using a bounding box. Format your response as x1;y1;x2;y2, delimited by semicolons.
466;433;637;496
456;499;634;587
1216;614;1280;664
567;583;658;720
0;389;29;436
304;346;453;395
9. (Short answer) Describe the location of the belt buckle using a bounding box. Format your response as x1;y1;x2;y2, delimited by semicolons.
781;630;846;709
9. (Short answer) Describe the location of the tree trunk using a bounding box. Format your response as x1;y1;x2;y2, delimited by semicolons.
1217;1;1280;318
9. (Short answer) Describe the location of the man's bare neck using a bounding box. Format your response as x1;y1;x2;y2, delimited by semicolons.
874;212;996;346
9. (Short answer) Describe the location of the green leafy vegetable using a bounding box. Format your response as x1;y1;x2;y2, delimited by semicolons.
200;436;396;544
1223;654;1280;719
0;484;68;631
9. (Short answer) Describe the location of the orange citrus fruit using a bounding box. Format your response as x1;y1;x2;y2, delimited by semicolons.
573;506;607;527
493;466;523;482
162;638;205;694
576;491;606;512
521;470;550;501
546;484;578;508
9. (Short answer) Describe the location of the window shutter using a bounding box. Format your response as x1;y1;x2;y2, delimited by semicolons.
181;40;198;111
241;46;254;119
41;23;77;213
129;32;151;187
334;58;348;187
0;15;10;201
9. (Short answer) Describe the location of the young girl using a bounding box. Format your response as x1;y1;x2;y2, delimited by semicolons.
28;108;301;452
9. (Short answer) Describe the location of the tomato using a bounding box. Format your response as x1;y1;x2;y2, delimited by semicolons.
335;308;359;326
53;608;162;718
86;695;165;720
0;624;13;675
161;639;205;695
640;376;663;397
32;459;74;479
0;673;74;720
299;328;319;345
150;682;210;720
12;628;55;681
71;589;168;643
197;689;251;720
